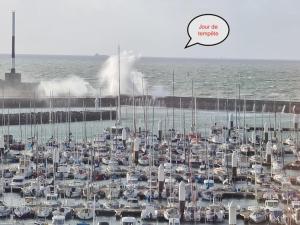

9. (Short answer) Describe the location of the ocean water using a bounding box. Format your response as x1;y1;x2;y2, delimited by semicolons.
0;106;295;143
0;54;299;100
0;54;297;142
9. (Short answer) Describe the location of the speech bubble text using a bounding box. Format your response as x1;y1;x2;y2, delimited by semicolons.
185;14;230;48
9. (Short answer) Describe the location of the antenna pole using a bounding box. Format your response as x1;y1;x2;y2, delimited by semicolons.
11;11;16;72
118;45;121;123
172;71;175;130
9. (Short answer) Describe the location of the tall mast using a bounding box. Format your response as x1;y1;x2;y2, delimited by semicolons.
191;78;194;131
132;76;136;134
11;11;16;73
68;90;71;143
99;88;102;132
172;71;175;130
118;45;121;124
194;96;197;130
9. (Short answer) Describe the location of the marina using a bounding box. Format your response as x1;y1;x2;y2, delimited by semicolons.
0;98;299;225
0;2;299;225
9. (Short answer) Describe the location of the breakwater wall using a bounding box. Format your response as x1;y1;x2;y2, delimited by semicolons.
0;110;116;126
0;96;299;113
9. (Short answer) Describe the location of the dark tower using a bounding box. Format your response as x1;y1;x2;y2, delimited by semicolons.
5;11;21;83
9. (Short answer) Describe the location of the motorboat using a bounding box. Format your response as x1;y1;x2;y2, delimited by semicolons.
103;200;121;210
284;137;294;146
249;208;268;224
205;204;225;222
51;215;65;225
256;173;271;184
293;208;300;225
123;186;138;199
143;189;159;200
75;207;93;220
10;175;26;191
44;193;61;207
124;198;140;209
34;218;48;225
273;174;290;185
203;179;214;189
17;156;34;178
21;180;45;197
183;203;201;222
105;181;121;199
164;207;180;221
141;204;158;220
201;190;214;201
35;207;53;219
138;155;149;166
14;206;34;219
265;199;280;210
262;191;279;200
290;201;300;224
272;159;283;171
263;199;284;224
169;217;180;225
52;207;73;219
175;164;189;174
240;144;255;155
0;201;11;218
121;217;137;225
269;208;284;225
55;164;70;180
249;164;263;175
65;186;82;198
208;134;225;144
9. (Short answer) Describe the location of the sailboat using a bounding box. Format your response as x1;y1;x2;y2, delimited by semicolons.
75;207;93;220
0;201;11;218
205;202;225;222
249;208;268;224
51;215;66;225
249;127;268;224
141;106;158;221
164;128;180;221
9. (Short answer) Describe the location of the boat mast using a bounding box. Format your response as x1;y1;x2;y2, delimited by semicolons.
99;87;102;133
180;98;182;137
117;45;121;124
19;102;22;142
150;103;155;201
172;71;175;130
11;11;16;73
142;78;146;132
68;90;71;143
238;75;241;129
243;97;246;144
273;97;277;139
254;97;256;147
191;77;194;132
194;96;197;132
235;82;237;131
2;88;4;137
132;76;136;134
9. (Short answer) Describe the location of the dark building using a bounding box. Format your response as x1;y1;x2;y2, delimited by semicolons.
1;11;39;97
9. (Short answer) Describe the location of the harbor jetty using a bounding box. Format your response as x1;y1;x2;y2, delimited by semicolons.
0;96;299;113
0;110;116;126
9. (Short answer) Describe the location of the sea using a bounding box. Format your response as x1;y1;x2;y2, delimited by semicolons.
0;54;299;100
0;54;297;140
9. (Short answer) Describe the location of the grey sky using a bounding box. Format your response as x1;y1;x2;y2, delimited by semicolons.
0;0;299;60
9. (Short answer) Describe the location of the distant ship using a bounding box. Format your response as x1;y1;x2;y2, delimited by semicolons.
0;11;39;98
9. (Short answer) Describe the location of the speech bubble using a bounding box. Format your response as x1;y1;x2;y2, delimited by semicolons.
185;14;230;48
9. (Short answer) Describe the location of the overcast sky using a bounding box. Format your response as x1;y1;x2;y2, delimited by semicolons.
0;0;299;60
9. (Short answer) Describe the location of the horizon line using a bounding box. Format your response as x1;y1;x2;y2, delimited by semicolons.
0;52;299;62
